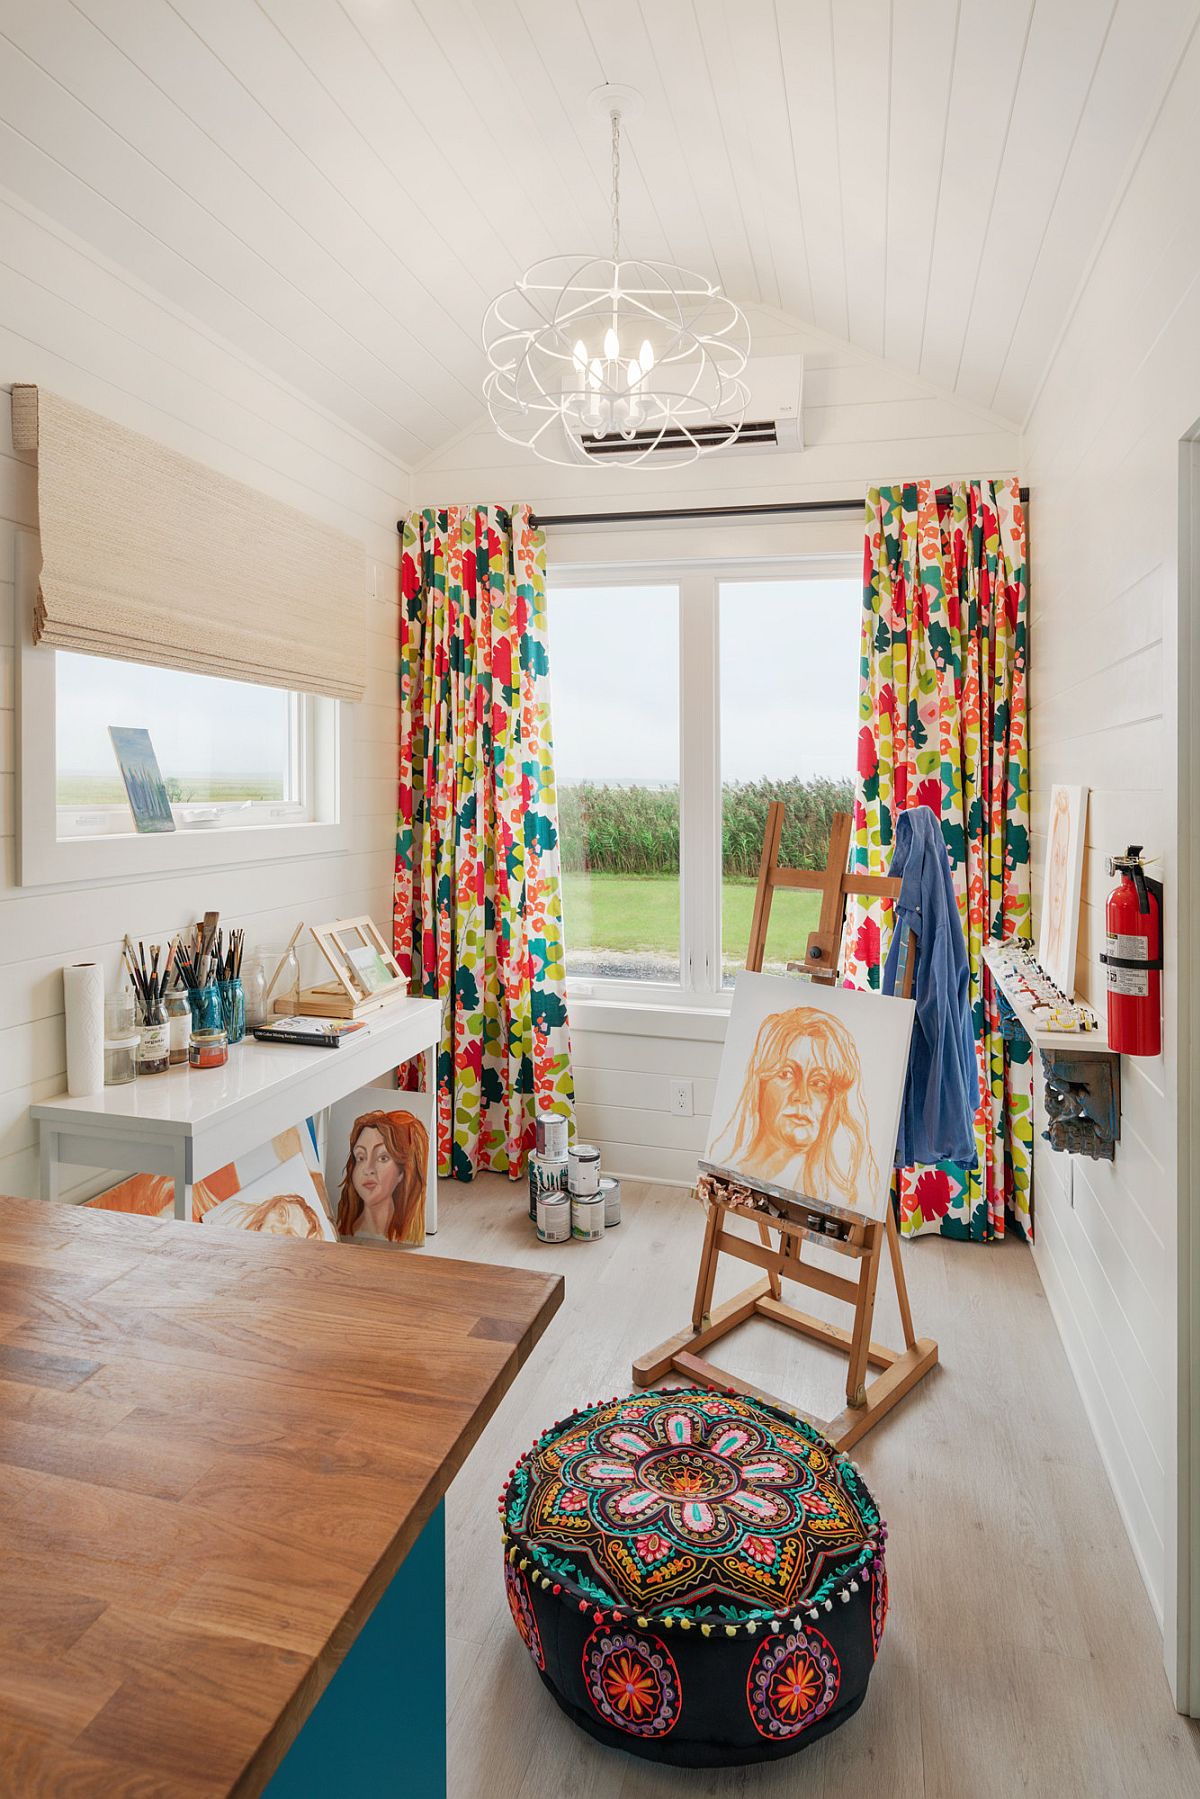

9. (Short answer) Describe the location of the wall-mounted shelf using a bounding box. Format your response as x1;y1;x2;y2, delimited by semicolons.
982;944;1120;1160
982;945;1110;1053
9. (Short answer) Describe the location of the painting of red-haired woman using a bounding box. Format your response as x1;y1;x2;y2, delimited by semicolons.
335;1107;428;1245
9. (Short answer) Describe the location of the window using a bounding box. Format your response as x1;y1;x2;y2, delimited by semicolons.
552;585;680;985
54;652;311;839
548;561;860;1003
719;578;859;982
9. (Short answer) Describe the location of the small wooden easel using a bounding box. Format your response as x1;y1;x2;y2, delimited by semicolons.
632;805;938;1451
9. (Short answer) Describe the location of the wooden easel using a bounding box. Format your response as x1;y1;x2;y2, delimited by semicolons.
632;805;938;1451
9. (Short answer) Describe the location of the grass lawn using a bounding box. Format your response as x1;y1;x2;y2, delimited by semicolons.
561;872;822;971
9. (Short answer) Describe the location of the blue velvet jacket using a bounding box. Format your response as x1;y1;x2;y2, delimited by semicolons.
882;807;979;1168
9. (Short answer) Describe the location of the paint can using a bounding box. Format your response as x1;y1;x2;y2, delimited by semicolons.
536;1111;569;1161
571;1190;606;1241
568;1142;601;1197
536;1188;572;1244
600;1175;621;1229
528;1151;568;1222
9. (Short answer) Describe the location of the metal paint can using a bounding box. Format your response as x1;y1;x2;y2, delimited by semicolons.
536;1188;572;1244
568;1142;601;1196
536;1111;569;1161
571;1190;605;1241
600;1175;621;1229
528;1152;568;1221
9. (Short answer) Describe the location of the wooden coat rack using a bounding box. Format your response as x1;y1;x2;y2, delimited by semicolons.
632;804;938;1450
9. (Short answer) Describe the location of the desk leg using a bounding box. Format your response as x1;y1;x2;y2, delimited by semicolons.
420;1047;438;1236
265;1501;447;1798
172;1140;194;1222
38;1126;59;1203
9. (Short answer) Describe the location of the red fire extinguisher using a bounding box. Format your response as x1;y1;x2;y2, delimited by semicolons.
1101;846;1162;1057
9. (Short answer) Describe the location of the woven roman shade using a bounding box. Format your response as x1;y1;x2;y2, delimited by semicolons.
12;386;367;701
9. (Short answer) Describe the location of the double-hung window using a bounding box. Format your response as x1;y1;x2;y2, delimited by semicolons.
548;559;861;1005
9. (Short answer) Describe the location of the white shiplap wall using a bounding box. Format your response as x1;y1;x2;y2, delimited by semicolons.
0;184;408;1203
413;310;1022;1186
1023;17;1200;1668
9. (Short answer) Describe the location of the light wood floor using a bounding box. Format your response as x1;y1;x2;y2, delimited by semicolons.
421;1177;1200;1798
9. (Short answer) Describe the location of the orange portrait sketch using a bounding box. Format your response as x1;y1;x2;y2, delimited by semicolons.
708;1004;881;1210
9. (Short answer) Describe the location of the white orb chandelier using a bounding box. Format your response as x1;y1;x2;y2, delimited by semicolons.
482;87;751;469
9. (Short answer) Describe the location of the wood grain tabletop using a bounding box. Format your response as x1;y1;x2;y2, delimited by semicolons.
0;1194;563;1798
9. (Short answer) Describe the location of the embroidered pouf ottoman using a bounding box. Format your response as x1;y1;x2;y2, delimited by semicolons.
499;1386;888;1767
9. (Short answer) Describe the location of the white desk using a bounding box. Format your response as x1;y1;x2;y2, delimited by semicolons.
31;997;443;1230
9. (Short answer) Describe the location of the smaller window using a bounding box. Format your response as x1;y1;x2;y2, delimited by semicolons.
54;652;313;840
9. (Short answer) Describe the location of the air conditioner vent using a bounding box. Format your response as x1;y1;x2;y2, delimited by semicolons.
579;419;779;458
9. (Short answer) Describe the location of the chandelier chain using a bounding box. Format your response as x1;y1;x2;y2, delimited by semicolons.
610;109;621;262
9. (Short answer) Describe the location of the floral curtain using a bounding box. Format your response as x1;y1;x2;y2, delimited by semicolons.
396;504;575;1182
843;478;1032;1242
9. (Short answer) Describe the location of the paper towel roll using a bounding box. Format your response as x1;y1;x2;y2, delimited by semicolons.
64;962;105;1097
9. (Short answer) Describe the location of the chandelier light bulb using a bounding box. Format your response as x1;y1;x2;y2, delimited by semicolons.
639;339;655;372
603;325;621;361
626;359;641;388
573;340;588;376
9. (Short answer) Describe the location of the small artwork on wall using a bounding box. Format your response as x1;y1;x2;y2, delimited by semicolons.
1037;784;1088;996
326;1094;428;1246
107;725;175;833
705;972;914;1223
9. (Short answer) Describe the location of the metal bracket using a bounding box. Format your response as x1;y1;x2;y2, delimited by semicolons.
1040;1049;1122;1161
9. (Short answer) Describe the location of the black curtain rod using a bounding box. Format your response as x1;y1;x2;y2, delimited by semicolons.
526;488;1031;530
396;489;1031;533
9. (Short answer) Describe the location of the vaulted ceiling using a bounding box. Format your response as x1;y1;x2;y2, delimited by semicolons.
1;0;1194;468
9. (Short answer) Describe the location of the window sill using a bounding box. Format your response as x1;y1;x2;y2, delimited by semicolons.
568;994;732;1041
20;812;355;889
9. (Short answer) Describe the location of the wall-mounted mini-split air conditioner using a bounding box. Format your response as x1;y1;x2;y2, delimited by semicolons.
576;354;804;460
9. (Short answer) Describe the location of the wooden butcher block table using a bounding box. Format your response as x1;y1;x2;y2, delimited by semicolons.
0;1194;562;1797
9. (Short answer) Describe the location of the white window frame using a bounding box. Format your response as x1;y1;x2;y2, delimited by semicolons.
15;529;353;887
549;549;859;1016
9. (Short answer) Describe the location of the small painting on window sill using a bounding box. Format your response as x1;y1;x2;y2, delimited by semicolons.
107;725;175;834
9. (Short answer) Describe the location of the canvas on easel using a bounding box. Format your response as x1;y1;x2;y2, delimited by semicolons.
707;973;913;1225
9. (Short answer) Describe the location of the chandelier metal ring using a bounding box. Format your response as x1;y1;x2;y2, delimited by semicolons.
482;94;751;469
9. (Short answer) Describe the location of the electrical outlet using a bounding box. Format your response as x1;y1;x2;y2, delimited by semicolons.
669;1078;693;1117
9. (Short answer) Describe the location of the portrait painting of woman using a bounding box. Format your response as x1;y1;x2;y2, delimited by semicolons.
1037;783;1086;995
336;1108;428;1246
204;1192;331;1239
705;973;914;1222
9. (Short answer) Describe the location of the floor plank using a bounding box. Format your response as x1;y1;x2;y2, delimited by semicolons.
423;1177;1200;1797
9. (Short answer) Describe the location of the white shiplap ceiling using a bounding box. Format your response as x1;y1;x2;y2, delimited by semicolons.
1;0;1196;469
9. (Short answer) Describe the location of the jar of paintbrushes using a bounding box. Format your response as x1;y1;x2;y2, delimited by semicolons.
122;936;175;1076
176;922;247;1046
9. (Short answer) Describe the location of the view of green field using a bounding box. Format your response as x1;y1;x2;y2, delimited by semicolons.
560;871;823;981
56;773;285;806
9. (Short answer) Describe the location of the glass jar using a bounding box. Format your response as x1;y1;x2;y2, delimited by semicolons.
188;983;223;1034
189;1027;229;1070
219;977;245;1045
105;982;136;1038
165;989;192;1066
264;945;300;1016
242;956;268;1031
104;1033;139;1086
137;1007;170;1076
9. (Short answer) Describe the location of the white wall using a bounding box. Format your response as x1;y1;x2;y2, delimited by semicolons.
413;308;1022;1186
1022;24;1200;1682
0;186;408;1203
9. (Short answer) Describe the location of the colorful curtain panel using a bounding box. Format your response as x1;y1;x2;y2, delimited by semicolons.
396;505;575;1183
843;478;1032;1242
